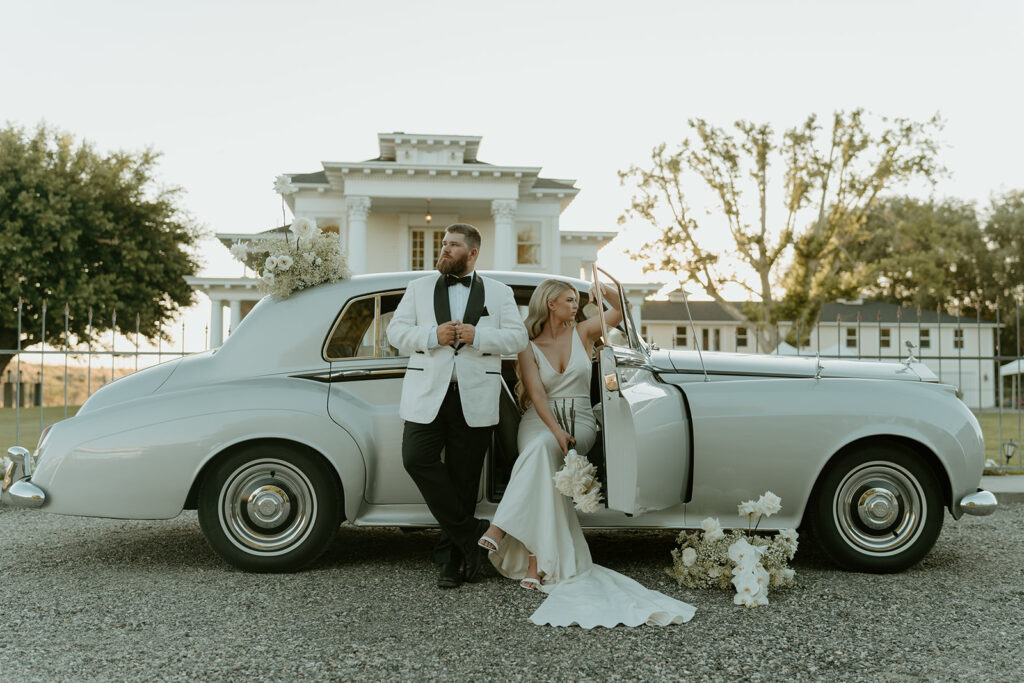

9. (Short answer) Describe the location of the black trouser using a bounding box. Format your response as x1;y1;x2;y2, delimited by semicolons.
402;384;493;565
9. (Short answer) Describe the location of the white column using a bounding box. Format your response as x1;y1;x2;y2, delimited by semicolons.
229;300;242;336
491;199;517;270
210;299;224;348
346;196;372;275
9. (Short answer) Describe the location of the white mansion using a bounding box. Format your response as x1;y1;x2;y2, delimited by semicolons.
187;132;622;344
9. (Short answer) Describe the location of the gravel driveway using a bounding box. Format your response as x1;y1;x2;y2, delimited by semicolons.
1;505;1020;682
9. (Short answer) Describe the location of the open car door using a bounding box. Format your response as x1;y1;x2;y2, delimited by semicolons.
592;267;691;516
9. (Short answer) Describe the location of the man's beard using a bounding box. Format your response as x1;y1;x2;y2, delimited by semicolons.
436;252;469;275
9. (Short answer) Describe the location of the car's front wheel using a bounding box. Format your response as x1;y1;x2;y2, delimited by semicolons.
197;444;341;572
807;444;943;573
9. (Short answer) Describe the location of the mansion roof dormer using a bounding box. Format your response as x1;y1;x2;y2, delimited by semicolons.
283;132;580;214
377;132;482;165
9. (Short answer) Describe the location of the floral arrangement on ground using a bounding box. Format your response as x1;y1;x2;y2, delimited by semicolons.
667;491;797;607
231;217;351;299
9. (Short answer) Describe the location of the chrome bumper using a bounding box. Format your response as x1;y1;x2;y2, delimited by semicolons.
958;489;997;516
2;446;47;509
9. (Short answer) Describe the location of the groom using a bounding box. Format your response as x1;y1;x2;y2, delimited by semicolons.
387;223;528;588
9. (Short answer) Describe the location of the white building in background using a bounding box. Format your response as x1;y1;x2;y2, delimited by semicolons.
188;132;618;346
641;294;1002;408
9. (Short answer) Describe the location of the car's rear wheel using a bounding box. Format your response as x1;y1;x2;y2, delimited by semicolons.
198;444;341;572
807;444;943;573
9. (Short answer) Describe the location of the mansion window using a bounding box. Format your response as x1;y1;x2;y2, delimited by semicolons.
675;325;688;348
845;327;858;348
954;328;964;349
919;329;931;348
736;326;748;348
411;229;445;270
880;328;891;349
517;222;541;266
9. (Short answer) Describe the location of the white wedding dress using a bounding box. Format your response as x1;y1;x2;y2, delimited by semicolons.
489;329;696;628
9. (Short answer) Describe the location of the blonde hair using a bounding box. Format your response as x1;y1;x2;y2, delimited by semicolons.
515;279;579;411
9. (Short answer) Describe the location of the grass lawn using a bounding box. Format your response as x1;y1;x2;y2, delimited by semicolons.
978;411;1024;465
2;406;1022;468
1;406;80;451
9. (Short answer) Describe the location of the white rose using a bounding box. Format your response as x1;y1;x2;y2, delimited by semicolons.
229;242;248;260
756;491;782;516
265;256;280;272
273;174;297;195
700;517;726;541
262;271;276;286
290;216;319;240
681;547;697;567
737;499;759;521
576;488;601;513
277;254;294;271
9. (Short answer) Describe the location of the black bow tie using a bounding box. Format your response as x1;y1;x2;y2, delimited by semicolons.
446;274;472;288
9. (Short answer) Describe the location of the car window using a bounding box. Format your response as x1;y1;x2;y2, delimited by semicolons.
514;284;628;346
324;290;404;360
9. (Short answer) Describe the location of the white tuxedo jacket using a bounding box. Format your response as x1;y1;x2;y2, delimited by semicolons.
387;272;528;427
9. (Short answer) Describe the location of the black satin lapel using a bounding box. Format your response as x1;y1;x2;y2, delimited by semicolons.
433;273;451;326
463;273;486;327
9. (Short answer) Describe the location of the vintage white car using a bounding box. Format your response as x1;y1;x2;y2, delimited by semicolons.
3;270;996;573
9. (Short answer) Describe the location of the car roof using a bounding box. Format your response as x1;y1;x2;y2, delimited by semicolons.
212;270;591;373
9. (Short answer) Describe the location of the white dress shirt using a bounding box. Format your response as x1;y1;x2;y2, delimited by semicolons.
428;271;480;365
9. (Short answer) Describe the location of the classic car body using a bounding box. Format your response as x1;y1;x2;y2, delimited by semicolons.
4;270;997;572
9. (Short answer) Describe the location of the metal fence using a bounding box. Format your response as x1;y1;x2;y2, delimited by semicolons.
4;297;1023;470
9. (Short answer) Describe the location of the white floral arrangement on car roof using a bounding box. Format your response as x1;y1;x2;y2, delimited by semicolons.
551;399;603;513
231;217;351;299
667;491;797;608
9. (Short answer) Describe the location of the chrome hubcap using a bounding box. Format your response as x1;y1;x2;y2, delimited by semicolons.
220;458;316;555
834;461;925;555
246;485;292;528
857;487;899;529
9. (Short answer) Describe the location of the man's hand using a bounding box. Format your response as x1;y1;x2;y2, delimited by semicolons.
455;321;475;346
436;321;457;346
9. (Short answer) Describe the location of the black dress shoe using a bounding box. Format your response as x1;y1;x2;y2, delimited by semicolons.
462;519;490;583
462;544;485;583
437;561;463;589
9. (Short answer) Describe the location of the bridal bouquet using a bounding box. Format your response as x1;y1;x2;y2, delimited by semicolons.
233;217;351;299
667;491;797;608
551;399;603;513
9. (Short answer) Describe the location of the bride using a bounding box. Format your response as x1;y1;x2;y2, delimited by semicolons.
478;278;695;628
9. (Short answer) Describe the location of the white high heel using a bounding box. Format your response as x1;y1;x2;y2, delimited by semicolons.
521;554;541;590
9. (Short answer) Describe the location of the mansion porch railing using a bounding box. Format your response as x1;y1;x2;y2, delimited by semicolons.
3;300;1023;472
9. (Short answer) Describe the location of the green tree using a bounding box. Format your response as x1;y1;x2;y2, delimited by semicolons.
854;192;1024;360
854;196;991;311
982;190;1024;359
0;123;202;378
620;110;943;350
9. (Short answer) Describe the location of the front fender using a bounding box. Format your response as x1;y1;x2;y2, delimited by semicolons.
679;377;983;528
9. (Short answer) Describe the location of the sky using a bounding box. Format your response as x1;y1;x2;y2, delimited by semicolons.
3;0;1023;346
